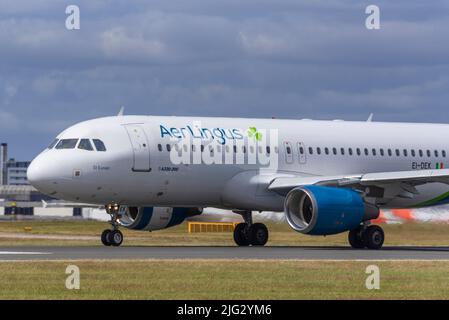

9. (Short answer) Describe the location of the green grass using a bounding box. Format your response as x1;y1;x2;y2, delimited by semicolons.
1;219;449;247
1;260;449;299
2;220;449;299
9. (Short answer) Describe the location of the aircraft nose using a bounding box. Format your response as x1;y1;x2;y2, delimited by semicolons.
27;154;54;193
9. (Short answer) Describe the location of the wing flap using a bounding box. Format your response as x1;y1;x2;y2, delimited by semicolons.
268;169;449;193
360;169;449;185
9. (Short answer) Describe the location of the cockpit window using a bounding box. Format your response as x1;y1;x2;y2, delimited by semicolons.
48;139;59;149
55;139;78;149
93;139;107;151
78;139;94;151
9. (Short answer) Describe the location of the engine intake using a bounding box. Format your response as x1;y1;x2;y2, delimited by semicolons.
284;185;379;235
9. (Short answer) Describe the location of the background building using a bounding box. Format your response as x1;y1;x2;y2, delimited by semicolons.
0;143;31;186
0;143;7;185
6;159;31;185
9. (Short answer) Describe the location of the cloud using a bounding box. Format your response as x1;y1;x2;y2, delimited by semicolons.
0;0;448;159
3;83;18;104
100;27;166;61
0;109;19;129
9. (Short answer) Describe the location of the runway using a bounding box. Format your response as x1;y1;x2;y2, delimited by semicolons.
2;246;449;260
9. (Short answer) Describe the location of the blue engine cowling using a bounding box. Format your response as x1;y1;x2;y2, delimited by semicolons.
284;185;379;235
118;207;202;231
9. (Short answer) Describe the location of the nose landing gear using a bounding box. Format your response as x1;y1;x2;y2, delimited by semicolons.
233;210;269;246
101;203;124;247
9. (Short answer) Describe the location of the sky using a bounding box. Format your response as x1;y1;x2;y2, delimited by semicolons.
1;0;449;160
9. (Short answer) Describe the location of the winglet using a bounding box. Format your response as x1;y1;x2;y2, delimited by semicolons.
367;113;374;122
117;106;125;116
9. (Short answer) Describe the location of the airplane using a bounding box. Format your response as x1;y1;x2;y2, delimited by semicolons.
26;113;449;249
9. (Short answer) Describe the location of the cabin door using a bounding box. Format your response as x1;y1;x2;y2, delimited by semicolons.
124;124;151;172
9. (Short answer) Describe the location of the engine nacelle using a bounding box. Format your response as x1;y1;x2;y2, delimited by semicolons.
118;207;202;231
284;185;379;235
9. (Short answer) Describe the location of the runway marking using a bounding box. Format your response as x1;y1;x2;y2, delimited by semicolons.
0;251;51;255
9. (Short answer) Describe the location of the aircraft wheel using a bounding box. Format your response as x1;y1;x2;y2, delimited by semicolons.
363;225;384;250
249;223;269;246
101;229;112;246
108;230;124;247
233;223;250;246
348;228;365;249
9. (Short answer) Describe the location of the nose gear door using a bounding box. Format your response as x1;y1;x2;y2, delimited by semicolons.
124;124;151;172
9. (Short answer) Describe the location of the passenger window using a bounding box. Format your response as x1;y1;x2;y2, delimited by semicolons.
78;139;94;151
48;139;59;149
396;149;400;157
93;139;107;152
233;145;237;153
56;139;78;149
286;146;292;154
356;148;361;156
309;147;313;155
364;148;369;156
158;144;162;151
411;150;416;157
325;147;329;155
388;149;392;157
340;148;345;155
348;148;353;156
380;149;385;156
419;150;423;157
427;150;431;157
317;147;321;155
299;147;304;155
435;150;439;158
403;149;408;157
166;144;171;152
443;150;447;158
332;148;337;155
266;146;270;154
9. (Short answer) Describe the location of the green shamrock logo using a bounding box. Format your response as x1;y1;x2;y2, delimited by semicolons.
247;127;262;141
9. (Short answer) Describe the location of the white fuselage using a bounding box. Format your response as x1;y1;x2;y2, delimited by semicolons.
27;116;449;211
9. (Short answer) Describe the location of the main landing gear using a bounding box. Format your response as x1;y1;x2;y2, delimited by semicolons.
233;210;269;246
101;203;124;247
348;224;385;250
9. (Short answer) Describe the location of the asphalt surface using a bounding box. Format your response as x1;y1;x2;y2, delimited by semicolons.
2;246;449;260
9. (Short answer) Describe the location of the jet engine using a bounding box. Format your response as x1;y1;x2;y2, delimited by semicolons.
284;185;379;235
118;206;202;231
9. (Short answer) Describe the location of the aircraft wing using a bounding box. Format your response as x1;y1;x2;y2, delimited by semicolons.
268;169;449;200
